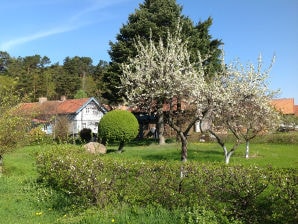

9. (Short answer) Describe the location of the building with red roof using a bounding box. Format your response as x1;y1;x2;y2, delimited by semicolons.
18;97;107;135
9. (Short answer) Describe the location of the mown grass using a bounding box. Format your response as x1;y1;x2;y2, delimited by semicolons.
107;141;298;168
1;139;297;223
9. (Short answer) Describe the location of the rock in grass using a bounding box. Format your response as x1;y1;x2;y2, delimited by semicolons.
84;142;107;154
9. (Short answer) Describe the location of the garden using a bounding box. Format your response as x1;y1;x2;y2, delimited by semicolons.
0;131;297;224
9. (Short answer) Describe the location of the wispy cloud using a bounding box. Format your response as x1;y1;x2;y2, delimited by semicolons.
0;25;77;51
0;0;130;51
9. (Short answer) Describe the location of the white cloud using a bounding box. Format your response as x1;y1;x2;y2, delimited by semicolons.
0;25;78;51
0;0;131;51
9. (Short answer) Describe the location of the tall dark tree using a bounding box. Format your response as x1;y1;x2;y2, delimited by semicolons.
88;60;109;101
189;17;223;75
0;51;10;74
62;56;93;98
54;65;80;98
103;0;222;104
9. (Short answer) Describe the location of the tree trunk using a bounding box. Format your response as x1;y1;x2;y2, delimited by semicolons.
225;151;234;164
245;140;250;159
180;132;188;162
222;145;234;164
118;141;125;153
157;108;165;145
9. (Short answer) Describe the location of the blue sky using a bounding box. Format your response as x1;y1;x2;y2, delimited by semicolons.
1;0;297;102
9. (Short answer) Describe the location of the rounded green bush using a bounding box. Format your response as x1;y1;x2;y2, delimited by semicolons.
98;110;139;150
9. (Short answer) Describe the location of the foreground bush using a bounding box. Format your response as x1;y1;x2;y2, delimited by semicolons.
37;145;297;224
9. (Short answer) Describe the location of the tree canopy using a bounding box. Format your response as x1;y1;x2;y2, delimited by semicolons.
0;52;108;102
103;0;222;104
121;24;279;162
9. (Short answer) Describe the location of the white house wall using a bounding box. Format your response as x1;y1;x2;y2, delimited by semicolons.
71;102;104;135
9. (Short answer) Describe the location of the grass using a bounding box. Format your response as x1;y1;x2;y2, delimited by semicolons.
0;145;60;224
107;141;298;168
0;141;297;223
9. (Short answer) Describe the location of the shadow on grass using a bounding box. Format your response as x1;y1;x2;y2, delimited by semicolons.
127;138;159;146
141;153;181;161
186;149;224;162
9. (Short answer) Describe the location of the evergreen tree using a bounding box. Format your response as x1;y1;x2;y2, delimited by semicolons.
103;0;222;104
0;51;10;74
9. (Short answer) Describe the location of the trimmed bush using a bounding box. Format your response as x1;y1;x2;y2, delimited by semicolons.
37;145;297;224
98;110;139;151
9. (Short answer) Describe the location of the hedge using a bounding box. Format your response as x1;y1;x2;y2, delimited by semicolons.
36;145;297;224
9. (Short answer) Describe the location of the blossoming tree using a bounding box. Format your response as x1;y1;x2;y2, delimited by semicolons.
199;56;279;163
120;23;279;163
120;25;207;162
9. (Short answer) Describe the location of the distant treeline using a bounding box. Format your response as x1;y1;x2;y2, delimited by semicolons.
0;51;109;103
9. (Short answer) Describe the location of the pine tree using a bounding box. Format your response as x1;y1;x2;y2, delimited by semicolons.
103;0;222;104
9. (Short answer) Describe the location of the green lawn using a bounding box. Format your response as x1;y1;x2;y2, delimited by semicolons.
107;142;298;168
0;142;297;223
0;146;60;224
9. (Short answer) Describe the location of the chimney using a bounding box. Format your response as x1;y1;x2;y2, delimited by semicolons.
39;97;47;104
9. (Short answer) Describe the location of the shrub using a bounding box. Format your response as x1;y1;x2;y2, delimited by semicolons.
54;116;70;143
0;110;31;160
98;110;139;152
37;146;297;223
79;128;92;143
28;127;52;145
252;131;298;144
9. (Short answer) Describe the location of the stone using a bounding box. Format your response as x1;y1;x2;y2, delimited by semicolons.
84;142;107;154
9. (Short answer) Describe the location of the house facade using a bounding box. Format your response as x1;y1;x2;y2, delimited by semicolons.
19;97;107;135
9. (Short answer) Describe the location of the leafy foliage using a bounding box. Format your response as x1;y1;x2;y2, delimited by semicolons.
121;23;207;160
98;110;139;151
0;88;31;159
37;145;298;224
28;126;52;145
104;0;222;104
74;89;88;99
0;52;109;102
199;56;280;163
0;110;30;154
53;116;70;142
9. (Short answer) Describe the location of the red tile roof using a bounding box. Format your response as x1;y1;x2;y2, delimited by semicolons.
294;105;298;117
18;98;91;116
57;98;90;114
271;98;295;115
